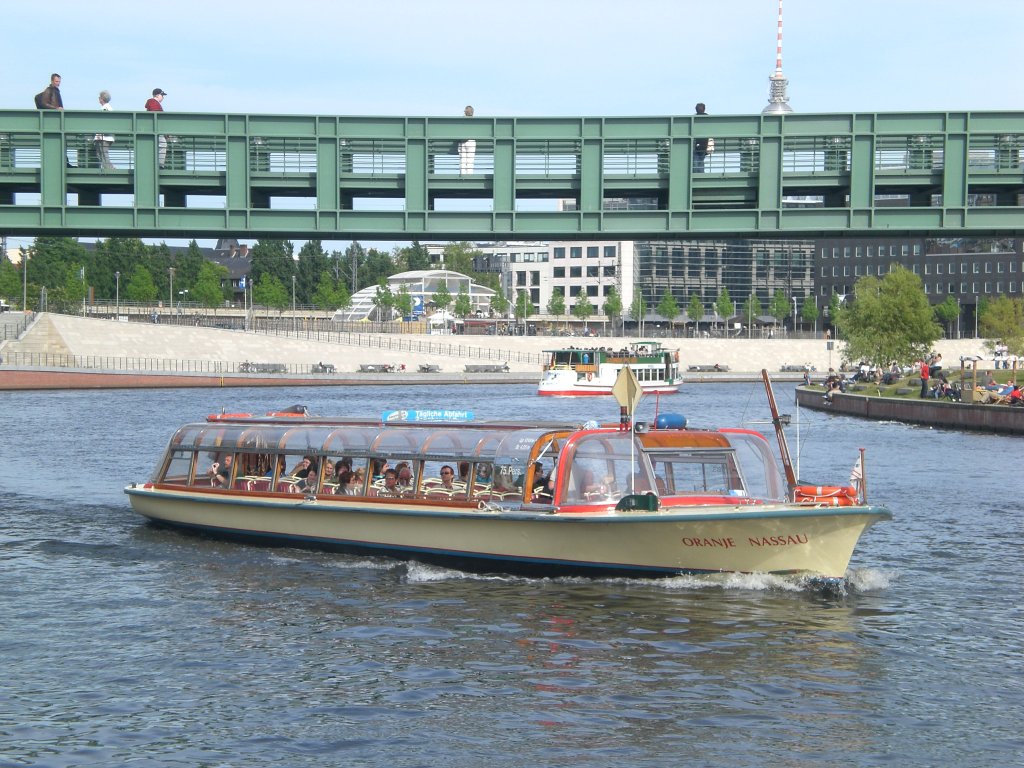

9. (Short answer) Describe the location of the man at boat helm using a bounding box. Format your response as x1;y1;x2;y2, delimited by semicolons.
209;455;232;487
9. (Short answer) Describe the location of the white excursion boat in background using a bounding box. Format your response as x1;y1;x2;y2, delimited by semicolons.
125;378;890;581
538;341;682;396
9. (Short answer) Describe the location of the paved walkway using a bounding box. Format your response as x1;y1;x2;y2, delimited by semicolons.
0;313;991;376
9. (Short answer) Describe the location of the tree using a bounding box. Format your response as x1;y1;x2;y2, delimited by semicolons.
547;288;566;329
630;288;647;336
933;296;960;338
770;290;791;326
0;259;20;302
296;240;330;305
979;295;1024;356
687;293;704;328
253;272;289;311
835;266;941;367
514;290;533;323
715;287;734;329
395;284;415;319
452;285;473;319
800;294;819;331
742;294;763;330
440;241;481;276
358;247;395;291
657;291;680;328
372;282;395;321
397;241;432;272
249;240;294;288
572;293;594;327
312;270;351;311
603;286;623;335
124;265;157;303
192;261;229;307
825;291;842;335
431;280;452;312
490;290;510;318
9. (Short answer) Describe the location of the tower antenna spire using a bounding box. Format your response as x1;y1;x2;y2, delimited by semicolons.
763;0;793;114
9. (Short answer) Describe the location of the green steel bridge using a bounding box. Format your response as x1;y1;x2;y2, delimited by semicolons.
0;109;1021;240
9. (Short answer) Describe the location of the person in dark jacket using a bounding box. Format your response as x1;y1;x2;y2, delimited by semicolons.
38;74;63;110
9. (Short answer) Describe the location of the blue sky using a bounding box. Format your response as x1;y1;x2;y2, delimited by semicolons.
5;0;1022;252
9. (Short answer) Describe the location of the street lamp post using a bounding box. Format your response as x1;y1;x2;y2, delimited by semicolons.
178;289;188;315
791;297;798;337
168;267;174;318
22;250;27;312
115;271;120;320
291;275;296;333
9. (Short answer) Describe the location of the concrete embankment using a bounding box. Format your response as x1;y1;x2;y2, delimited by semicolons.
796;386;1024;435
0;313;992;391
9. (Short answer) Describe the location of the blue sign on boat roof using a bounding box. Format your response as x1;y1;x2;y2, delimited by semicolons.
382;409;474;423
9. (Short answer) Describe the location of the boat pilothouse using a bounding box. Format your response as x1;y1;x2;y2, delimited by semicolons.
125;400;889;580
538;341;682;397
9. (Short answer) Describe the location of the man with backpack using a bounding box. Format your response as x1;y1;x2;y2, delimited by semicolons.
35;74;63;110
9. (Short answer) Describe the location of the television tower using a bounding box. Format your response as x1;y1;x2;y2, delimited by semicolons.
762;0;793;114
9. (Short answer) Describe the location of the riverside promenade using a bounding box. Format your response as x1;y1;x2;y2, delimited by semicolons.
0;312;990;390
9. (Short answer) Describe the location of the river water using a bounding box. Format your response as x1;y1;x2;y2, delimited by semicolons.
1;383;1021;767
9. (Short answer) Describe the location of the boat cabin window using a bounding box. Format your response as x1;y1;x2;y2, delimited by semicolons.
718;430;787;501
561;432;648;504
648;450;745;496
158;450;195;486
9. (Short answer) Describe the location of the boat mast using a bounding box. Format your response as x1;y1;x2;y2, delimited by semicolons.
761;369;797;489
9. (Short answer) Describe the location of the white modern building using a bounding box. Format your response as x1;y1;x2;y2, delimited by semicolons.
331;269;495;322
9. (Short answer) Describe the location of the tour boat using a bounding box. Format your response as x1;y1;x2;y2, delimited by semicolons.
125;382;890;581
538;342;681;396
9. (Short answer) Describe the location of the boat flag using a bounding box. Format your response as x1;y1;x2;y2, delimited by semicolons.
850;448;866;501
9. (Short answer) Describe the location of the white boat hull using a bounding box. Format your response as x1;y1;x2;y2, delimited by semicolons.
126;485;888;579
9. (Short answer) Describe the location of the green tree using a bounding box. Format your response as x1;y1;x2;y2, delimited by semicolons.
0;259;20;302
192;261;228;307
826;291;842;335
979;295;1024;356
835;266;941;367
770;290;791;326
431;280;452;312
514;290;533;322
603;286;623;334
124;265;158;303
296;240;330;305
311;270;351;311
395;284;415;318
547;288;566;329
249;240;295;289
742;294;763;330
452;285;473;319
687;293;704;327
933;296;960;338
572;293;594;327
396;241;432;272
630;288;647;335
800;294;819;331
715;287;734;328
657;291;680;328
490;290;510;318
372;282;395;321
343;241;366;293
253;272;289;311
440;241;481;276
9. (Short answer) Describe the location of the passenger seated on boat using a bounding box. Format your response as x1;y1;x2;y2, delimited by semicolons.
207;455;233;488
395;462;415;493
532;471;555;503
296;469;318;494
458;461;471;484
337;470;360;495
289;457;313;479
371;468;403;497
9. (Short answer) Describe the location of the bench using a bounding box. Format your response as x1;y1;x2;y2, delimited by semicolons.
687;364;729;372
780;364;811;372
311;362;335;374
359;363;395;373
418;364;441;373
239;362;287;373
465;364;510;373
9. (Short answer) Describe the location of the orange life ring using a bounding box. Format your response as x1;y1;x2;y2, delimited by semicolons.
793;485;858;506
586;372;593;381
